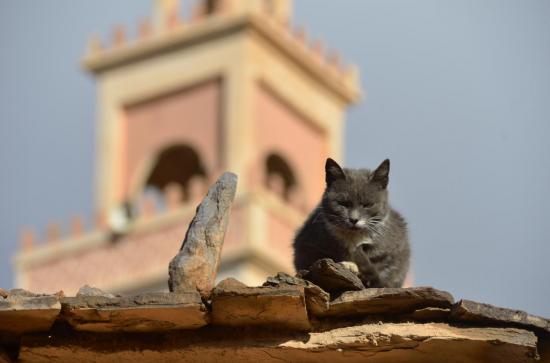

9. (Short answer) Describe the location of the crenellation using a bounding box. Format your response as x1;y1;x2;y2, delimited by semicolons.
111;24;126;48
69;216;84;237
17;196;196;256
83;0;357;87
270;11;291;34
293;26;307;46
343;63;360;87
311;39;325;62
327;49;343;72
45;222;61;244
190;3;204;23
138;18;153;39
19;228;36;252
165;6;181;30
86;35;103;56
94;209;108;231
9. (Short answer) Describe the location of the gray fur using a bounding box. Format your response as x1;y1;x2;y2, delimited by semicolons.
293;158;410;288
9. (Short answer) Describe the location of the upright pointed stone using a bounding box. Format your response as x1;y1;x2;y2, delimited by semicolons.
168;172;238;299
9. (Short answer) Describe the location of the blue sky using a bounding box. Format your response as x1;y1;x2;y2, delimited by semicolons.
1;1;549;316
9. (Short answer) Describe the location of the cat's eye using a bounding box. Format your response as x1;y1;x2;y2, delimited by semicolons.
362;202;374;208
338;200;352;208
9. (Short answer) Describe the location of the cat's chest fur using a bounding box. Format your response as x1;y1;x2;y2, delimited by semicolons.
329;225;374;260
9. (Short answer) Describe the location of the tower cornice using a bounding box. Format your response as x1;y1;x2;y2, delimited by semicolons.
83;11;361;104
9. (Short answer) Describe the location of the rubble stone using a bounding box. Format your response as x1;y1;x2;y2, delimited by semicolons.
0;288;7;299
168;172;237;299
299;258;364;295
0;290;61;335
61;291;208;332
322;287;454;317
451;299;550;333
211;278;311;330
76;285;116;298
264;272;330;316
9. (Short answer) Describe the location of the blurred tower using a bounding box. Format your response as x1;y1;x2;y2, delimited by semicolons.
13;0;361;294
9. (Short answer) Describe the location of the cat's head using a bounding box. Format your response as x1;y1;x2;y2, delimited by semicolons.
321;158;390;233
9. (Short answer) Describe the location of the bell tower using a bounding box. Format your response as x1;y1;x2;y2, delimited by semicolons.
15;0;361;293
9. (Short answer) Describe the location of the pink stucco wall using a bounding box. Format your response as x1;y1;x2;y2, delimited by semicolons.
253;84;328;210
24;218;186;294
266;209;295;269
123;79;222;199
22;204;248;295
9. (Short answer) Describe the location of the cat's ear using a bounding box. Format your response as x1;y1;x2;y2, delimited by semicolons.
325;158;346;186
372;159;390;189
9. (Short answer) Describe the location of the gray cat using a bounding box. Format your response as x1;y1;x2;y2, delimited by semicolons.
293;158;410;288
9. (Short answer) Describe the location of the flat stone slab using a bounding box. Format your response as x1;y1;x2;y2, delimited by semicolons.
405;307;451;321
0;289;61;336
211;278;311;330
321;287;454;317
18;322;539;362
451;299;550;333
61;291;208;332
263;272;330;316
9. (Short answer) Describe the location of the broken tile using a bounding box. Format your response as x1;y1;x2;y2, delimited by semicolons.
61;291;208;332
300;258;364;295
211;278;310;330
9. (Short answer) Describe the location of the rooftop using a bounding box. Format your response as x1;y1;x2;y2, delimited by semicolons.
0;278;548;362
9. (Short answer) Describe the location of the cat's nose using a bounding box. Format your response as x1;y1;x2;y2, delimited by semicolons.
349;218;359;225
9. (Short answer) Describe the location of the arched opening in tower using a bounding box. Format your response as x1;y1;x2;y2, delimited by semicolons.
265;153;297;202
145;144;207;202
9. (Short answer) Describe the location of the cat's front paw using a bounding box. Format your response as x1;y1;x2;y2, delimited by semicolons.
339;261;359;275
